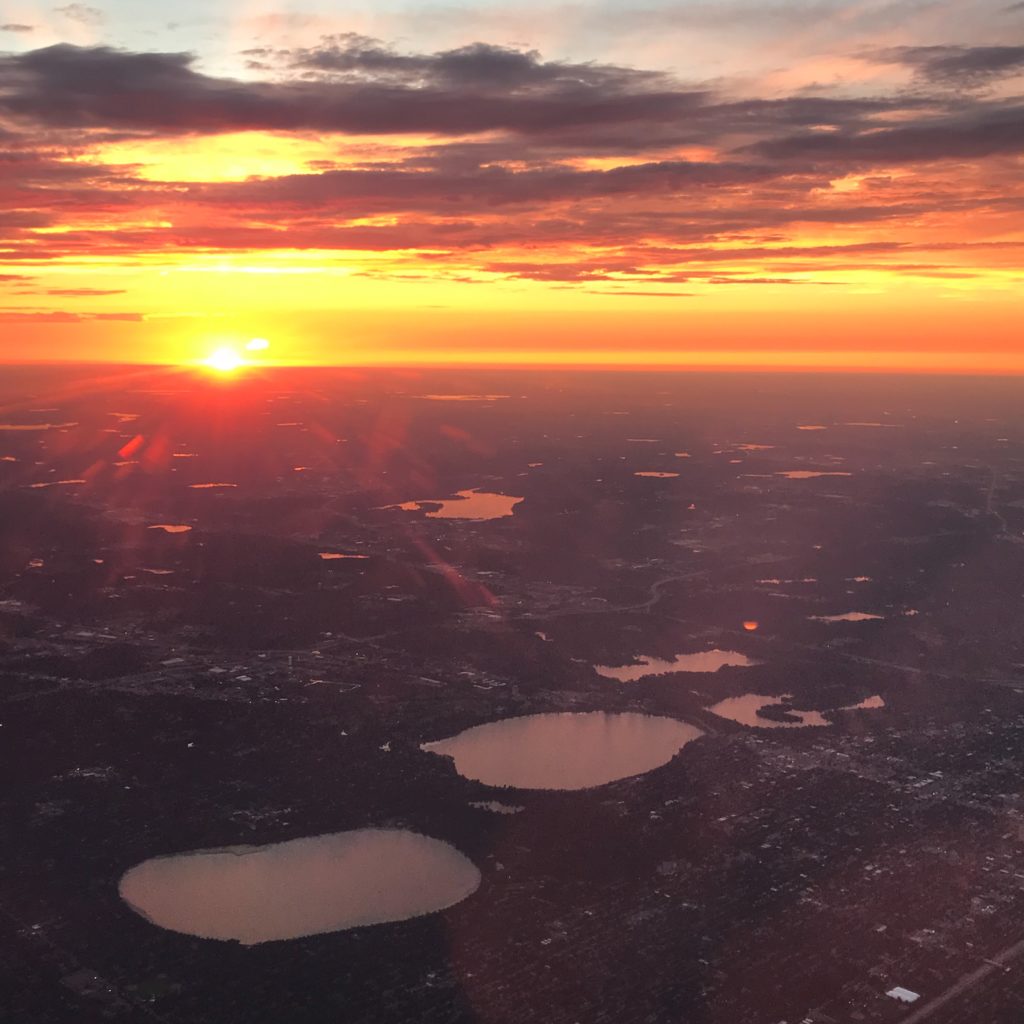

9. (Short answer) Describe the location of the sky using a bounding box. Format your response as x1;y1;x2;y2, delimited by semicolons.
0;0;1022;368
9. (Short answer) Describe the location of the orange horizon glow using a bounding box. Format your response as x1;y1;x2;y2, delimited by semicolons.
1;28;1020;369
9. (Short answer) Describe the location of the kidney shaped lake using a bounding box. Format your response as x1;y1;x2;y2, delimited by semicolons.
423;711;703;790
119;829;481;945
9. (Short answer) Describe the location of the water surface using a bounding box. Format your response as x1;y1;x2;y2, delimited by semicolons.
708;692;886;728
810;612;884;623
776;471;852;479
595;649;758;681
119;829;481;945
423;711;702;790
707;694;830;729
385;489;523;521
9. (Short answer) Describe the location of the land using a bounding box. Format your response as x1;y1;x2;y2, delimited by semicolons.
3;367;1024;1024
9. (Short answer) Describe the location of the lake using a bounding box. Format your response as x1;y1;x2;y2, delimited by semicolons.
707;693;830;729
707;692;885;728
595;649;758;681
120;829;481;945
809;612;884;623
423;711;703;790
384;488;523;521
775;471;852;479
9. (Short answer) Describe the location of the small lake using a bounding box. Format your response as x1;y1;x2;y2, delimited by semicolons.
708;692;885;728
119;829;481;945
423;711;703;790
149;524;192;534
385;489;523;521
707;693;830;729
776;471;852;479
595;649;758;681
809;612;884;623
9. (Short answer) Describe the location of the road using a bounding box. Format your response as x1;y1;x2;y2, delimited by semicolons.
897;934;1024;1024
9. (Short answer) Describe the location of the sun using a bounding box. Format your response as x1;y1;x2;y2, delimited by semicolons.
204;346;245;373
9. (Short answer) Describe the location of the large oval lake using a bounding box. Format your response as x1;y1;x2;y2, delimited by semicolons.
422;711;703;790
119;829;481;945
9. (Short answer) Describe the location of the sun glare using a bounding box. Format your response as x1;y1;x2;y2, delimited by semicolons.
205;347;245;373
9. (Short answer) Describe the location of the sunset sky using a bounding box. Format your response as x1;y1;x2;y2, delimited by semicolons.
1;1;1022;369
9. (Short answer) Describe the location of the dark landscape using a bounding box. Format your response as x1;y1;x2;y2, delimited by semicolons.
3;366;1024;1024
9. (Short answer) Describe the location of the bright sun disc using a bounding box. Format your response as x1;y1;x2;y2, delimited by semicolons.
205;347;244;372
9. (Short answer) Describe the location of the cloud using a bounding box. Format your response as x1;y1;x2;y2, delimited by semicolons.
0;38;1021;293
191;158;780;216
45;287;126;296
54;4;103;26
288;34;674;94
0;43;708;138
871;44;1024;88
747;106;1024;165
1;23;35;33
0;308;140;322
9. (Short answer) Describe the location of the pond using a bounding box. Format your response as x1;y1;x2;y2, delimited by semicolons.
119;829;481;945
423;711;703;790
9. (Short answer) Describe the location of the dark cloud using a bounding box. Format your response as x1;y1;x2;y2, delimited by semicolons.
193;159;781;215
1;23;35;33
0;42;923;150
1;40;1021;288
289;34;673;94
0;43;707;138
747;106;1024;165
872;44;1024;87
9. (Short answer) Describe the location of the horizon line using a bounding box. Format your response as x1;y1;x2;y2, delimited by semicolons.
2;359;1024;377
